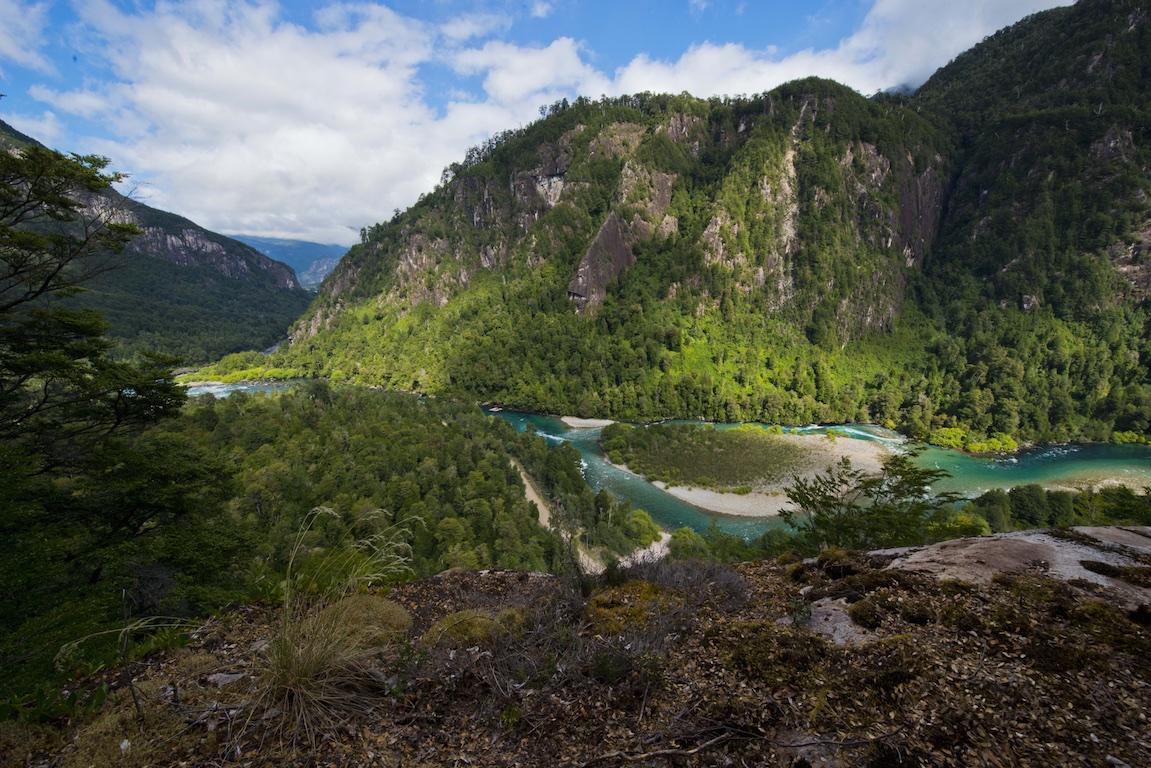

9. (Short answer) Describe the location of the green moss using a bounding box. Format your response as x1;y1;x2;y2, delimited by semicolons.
847;595;887;630
586;580;681;635
421;608;521;647
718;621;827;688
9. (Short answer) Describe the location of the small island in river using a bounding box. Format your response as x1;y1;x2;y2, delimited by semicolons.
600;422;892;517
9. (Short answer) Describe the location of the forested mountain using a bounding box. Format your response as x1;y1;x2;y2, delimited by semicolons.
231;235;348;290
213;0;1151;448
0;119;311;362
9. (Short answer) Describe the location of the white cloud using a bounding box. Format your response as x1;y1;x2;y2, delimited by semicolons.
43;0;494;244
0;0;53;74
530;2;553;19
28;85;112;117
440;13;511;42
5;109;61;143
612;0;1071;98
454;38;610;106
25;0;1071;245
839;0;1072;90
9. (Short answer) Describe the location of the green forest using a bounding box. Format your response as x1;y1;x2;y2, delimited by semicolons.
64;254;313;362
2;381;659;704
601;422;817;491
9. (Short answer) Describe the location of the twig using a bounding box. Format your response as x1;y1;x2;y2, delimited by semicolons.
579;732;732;766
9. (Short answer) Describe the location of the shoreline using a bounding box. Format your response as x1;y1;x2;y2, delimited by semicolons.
654;482;794;518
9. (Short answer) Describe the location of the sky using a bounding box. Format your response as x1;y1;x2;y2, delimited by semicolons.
0;0;1071;246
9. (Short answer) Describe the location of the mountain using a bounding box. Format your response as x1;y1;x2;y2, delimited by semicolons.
230;235;348;290
224;0;1150;447
0;118;312;363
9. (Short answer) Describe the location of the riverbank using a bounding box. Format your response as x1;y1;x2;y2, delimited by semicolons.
653;483;794;517
511;458;668;573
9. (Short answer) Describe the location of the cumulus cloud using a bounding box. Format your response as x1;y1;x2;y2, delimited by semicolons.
453;38;610;106
26;0;1070;244
0;0;53;74
440;13;511;42
613;0;1070;98
44;0;515;243
530;2;553;19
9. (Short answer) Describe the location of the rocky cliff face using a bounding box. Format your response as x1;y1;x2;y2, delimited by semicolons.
118;197;302;291
300;80;948;344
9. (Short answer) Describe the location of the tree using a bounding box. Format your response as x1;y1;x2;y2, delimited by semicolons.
781;452;961;550
0;146;213;699
0;146;184;475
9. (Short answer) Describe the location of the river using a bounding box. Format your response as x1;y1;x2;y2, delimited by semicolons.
185;382;1151;538
486;411;1151;538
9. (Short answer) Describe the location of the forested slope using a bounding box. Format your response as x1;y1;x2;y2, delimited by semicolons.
216;0;1151;447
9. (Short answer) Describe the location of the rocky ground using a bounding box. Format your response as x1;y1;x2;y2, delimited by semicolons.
6;527;1151;767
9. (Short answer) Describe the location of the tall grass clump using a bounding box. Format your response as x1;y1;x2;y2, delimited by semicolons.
253;507;416;745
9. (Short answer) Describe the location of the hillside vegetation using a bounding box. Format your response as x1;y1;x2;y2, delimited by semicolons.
9;544;1151;766
0;386;655;703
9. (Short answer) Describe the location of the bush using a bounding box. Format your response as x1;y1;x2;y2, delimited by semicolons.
667;527;711;560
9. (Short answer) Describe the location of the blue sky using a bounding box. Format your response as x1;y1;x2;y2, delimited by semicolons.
0;0;1068;244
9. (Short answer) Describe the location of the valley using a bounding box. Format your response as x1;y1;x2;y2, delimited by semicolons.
186;381;1151;538
3;1;1151;764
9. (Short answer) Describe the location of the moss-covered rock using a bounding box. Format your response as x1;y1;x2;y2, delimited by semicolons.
420;607;525;647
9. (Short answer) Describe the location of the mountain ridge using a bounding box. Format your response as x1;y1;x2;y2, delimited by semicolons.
230;235;348;290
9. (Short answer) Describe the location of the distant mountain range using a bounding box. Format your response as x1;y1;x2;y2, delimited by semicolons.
0;118;312;363
230;236;347;290
243;0;1151;447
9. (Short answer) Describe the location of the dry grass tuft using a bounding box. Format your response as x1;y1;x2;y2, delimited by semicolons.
251;508;417;746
